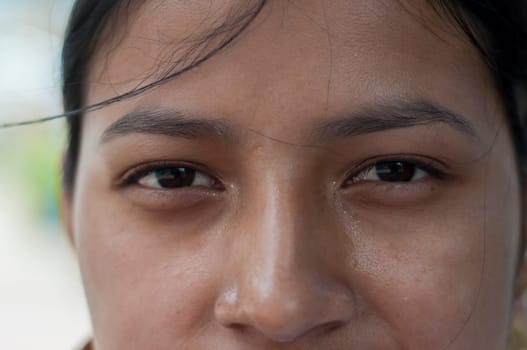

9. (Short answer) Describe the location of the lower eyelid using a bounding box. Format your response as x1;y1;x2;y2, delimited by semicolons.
339;175;442;203
119;185;225;211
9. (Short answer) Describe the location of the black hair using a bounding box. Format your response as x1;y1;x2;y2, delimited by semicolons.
61;0;268;190
62;1;125;191
60;0;527;192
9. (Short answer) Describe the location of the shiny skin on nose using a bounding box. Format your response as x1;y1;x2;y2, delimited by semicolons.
214;180;355;342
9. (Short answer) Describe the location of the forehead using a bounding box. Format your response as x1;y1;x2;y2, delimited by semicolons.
83;0;500;141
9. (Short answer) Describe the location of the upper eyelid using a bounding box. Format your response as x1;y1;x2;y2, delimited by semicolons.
354;155;448;175
343;156;449;184
115;161;221;187
350;154;449;171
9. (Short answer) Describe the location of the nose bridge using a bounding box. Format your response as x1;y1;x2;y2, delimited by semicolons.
245;155;318;282
245;148;315;271
245;174;308;299
215;162;355;342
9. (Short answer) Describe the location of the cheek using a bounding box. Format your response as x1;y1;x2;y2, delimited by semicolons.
73;187;225;348
346;215;484;348
342;173;519;349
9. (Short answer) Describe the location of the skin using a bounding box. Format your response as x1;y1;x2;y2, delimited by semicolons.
63;0;527;349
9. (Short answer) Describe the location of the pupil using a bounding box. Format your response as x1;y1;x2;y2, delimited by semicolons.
375;161;416;182
155;168;196;188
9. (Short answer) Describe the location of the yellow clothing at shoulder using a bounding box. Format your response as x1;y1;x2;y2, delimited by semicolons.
509;319;527;350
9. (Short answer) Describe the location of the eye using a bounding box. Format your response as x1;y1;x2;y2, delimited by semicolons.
135;167;218;189
351;160;430;184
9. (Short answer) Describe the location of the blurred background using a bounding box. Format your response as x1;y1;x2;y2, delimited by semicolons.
0;0;91;349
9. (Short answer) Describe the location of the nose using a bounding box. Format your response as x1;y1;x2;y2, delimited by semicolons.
214;183;355;342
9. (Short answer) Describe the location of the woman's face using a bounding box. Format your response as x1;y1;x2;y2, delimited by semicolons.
65;0;526;349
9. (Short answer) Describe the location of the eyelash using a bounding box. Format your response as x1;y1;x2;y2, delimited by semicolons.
118;156;448;191
118;161;223;190
343;156;448;187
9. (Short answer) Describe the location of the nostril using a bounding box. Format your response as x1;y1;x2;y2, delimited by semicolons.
226;322;248;333
227;302;351;342
247;313;350;343
323;320;348;335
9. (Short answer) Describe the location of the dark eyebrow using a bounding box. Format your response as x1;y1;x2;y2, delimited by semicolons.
314;99;479;141
100;107;234;143
101;100;478;145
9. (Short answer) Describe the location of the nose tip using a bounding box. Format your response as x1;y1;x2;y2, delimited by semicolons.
214;283;354;342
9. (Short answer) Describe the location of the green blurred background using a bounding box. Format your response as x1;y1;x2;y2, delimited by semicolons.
0;1;91;349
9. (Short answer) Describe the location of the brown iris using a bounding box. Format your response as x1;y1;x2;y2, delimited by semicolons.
374;161;417;182
154;168;197;188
